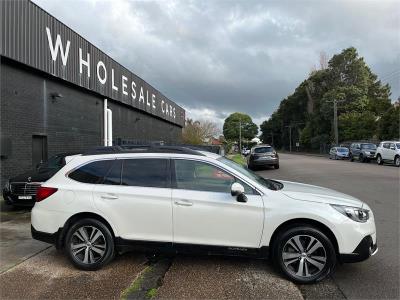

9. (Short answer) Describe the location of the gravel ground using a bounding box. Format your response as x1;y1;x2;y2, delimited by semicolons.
0;248;147;300
157;255;303;299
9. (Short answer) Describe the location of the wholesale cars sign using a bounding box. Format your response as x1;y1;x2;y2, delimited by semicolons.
0;0;185;127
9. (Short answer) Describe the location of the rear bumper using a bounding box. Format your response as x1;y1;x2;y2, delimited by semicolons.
340;235;378;263
31;225;63;248
250;158;279;166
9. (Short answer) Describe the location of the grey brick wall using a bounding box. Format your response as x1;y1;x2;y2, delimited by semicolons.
0;60;182;187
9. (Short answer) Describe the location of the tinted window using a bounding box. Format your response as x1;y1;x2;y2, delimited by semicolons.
69;160;113;184
254;147;274;153
174;160;236;193
122;159;168;188
383;143;389;149
337;147;348;152
361;144;376;150
103;160;122;185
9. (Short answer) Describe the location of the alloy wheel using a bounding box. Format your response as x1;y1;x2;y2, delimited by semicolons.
282;234;327;278
70;226;107;264
395;157;400;167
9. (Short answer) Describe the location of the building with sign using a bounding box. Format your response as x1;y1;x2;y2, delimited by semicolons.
0;0;185;187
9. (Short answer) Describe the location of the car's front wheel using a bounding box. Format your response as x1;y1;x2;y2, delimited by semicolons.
65;218;115;271
272;225;336;284
274;164;280;169
349;154;354;162
395;156;400;167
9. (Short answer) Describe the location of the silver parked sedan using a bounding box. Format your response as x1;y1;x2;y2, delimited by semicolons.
329;147;349;160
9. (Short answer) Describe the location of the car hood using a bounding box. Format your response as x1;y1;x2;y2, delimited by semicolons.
9;168;59;183
278;180;363;207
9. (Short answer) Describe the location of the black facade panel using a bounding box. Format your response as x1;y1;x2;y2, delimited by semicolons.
0;60;182;187
0;0;185;126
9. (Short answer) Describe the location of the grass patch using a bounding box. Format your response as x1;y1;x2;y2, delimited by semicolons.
146;288;158;299
228;154;247;166
120;266;151;300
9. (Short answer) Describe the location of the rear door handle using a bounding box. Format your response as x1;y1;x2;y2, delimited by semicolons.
101;194;118;200
174;200;193;207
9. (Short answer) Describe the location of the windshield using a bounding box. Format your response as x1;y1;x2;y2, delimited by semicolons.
337;147;348;152
39;155;64;170
217;157;283;190
254;146;274;153
361;144;376;150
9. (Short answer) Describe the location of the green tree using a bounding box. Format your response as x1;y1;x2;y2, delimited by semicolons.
223;113;258;142
260;47;393;150
377;106;400;140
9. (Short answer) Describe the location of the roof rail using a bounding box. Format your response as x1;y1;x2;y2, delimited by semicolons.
82;145;205;156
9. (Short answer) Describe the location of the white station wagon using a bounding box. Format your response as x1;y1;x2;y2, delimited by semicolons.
31;146;377;283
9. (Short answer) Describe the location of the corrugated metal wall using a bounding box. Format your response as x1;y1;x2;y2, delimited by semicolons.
0;0;185;127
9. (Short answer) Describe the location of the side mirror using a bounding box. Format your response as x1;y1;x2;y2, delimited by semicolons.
231;182;247;203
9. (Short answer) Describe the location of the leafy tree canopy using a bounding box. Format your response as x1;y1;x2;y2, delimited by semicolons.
260;47;393;150
223;112;258;142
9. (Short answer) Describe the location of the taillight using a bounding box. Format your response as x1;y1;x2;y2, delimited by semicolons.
36;187;58;202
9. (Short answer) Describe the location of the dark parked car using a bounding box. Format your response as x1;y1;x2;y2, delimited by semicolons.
349;143;377;163
247;145;279;170
3;152;80;207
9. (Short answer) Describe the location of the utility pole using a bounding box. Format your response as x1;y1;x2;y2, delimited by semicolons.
329;99;344;146
284;125;292;152
239;118;242;154
333;99;339;146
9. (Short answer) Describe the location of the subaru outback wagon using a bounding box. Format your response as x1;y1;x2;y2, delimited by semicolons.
31;146;377;284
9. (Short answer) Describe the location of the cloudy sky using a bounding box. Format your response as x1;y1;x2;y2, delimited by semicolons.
33;0;399;131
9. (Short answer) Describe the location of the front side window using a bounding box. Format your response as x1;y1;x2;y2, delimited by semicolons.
69;160;114;184
174;160;238;193
121;159;169;188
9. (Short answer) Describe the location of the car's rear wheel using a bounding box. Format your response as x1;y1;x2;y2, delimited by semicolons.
65;218;115;271
376;154;383;165
395;156;400;167
272;225;336;284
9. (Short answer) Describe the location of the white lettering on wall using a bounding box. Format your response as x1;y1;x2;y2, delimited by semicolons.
161;100;165;113
139;87;144;103
97;61;107;84
122;75;128;95
79;48;90;77
152;94;156;109
46;27;70;66
111;69;118;91
131;80;137;100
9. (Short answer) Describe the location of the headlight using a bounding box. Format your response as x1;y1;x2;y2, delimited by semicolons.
365;151;370;155
331;204;369;223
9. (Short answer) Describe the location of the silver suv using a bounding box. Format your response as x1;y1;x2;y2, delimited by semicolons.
375;141;400;167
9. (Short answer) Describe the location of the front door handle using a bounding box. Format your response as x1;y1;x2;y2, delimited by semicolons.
174;200;193;207
101;194;118;200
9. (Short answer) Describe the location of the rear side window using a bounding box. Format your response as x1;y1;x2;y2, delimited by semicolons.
103;160;122;185
121;159;169;188
69;160;113;184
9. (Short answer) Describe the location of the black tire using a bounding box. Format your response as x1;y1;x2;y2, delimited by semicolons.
272;225;336;284
274;164;280;169
359;154;364;162
395;156;400;167
65;218;115;271
349;154;354;162
334;155;337;160
376;154;383;165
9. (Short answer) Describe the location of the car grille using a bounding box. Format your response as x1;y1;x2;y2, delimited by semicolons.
10;183;41;196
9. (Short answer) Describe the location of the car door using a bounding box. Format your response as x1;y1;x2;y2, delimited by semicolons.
382;143;389;160
92;158;173;242
388;143;396;161
171;159;264;248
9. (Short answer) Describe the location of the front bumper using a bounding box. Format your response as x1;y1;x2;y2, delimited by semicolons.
340;235;378;263
2;189;36;206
